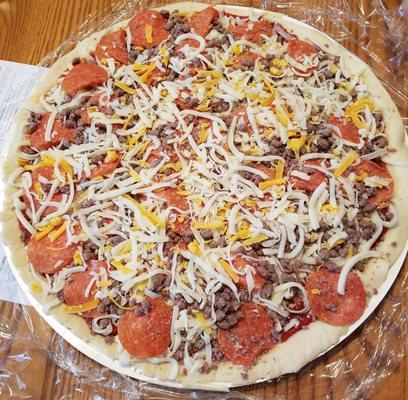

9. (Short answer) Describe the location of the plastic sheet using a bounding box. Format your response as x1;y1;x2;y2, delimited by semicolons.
0;1;407;399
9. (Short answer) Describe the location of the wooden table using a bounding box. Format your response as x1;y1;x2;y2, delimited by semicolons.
0;1;406;399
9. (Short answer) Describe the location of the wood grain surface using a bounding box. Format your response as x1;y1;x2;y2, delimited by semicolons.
0;1;406;399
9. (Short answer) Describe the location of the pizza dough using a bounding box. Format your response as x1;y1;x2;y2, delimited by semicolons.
1;2;407;390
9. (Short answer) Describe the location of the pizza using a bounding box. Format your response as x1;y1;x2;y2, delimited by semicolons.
2;2;407;390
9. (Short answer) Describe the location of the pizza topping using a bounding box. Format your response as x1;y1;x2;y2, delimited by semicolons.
306;268;366;326
61;63;108;96
287;38;316;62
354;160;393;208
117;297;172;359
95;30;129;65
23;165;63;218
26;230;78;274
15;6;395;374
232;255;266;292
128;10;169;48
328;115;360;144
29;112;75;150
217;303;275;365
189;7;219;37
228;19;274;44
63;270;101;317
290;160;326;192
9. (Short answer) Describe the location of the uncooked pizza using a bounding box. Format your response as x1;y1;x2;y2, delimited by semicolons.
2;2;407;389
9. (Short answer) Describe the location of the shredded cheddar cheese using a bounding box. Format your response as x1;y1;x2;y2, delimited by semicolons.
219;259;239;283
64;299;99;314
145;24;153;44
333;151;359;178
241;234;268;247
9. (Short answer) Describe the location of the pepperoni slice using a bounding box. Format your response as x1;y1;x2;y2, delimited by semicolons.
61;63;108;96
232;105;255;136
175;89;194;110
287;39;316;62
189;6;219;37
95;30;128;65
328;115;360;144
290;160;326;192
306;269;366;326
175;38;201;52
217;302;275;366
128;10;169;48
91;157;121;178
354;160;393;208
23;166;63;216
63;260;107;318
26;230;78;274
29;112;75;150
228;20;273;44
147;146;179;167
169;213;191;237
146;149;163;166
232;255;265;290
235;52;260;67
156;187;189;211
117;297;172;359
64;271;97;306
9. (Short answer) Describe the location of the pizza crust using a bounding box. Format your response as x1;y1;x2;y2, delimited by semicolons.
1;2;407;390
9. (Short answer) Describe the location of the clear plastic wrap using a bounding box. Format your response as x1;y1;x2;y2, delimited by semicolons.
0;1;407;399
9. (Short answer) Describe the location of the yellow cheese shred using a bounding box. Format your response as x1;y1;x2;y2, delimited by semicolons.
187;241;201;256
321;204;338;213
96;280;112;288
31;283;42;293
275;105;290;126
259;178;286;190
139;64;157;83
114;80;136;95
229;228;251;243
287;136;306;158
192;219;225;230
333;151;359;178
109;294;138;311
64;299;99;314
159;47;170;66
241;234;268;247
350;112;366;129
356;172;368;181
145;24;153;44
106;150;118;162
111;260;133;274
123;194;165;228
24;159;54;171
73;250;82;265
192;310;212;334
345;98;375;117
48;222;67;242
60;159;73;175
128;167;141;182
276;160;285;180
219;259;239;283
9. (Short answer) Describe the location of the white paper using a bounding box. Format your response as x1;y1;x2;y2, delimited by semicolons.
0;60;48;305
